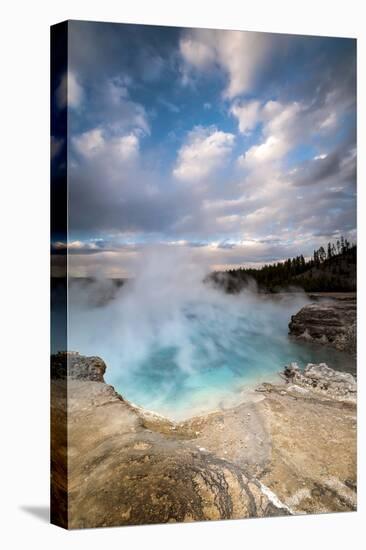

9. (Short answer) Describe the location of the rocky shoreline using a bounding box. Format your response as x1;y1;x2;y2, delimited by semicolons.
51;347;357;529
289;294;356;354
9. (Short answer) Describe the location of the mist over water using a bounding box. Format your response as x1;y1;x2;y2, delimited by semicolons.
67;248;353;419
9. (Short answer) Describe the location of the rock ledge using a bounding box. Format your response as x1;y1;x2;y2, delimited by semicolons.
283;362;356;402
51;353;357;528
288;298;356;353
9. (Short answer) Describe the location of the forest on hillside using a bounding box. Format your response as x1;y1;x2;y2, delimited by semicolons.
210;237;356;293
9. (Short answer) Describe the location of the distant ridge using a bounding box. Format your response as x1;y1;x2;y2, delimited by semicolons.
210;238;356;293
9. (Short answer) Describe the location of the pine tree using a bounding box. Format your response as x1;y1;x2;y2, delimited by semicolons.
318;246;326;262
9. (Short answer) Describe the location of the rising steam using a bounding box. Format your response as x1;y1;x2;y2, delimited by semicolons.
67;247;318;418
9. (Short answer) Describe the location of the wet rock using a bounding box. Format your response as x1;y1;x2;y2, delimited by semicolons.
51;353;289;529
283;362;356;401
288;298;356;353
51;353;356;527
51;351;106;382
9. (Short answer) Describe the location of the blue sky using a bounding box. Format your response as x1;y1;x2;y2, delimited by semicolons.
51;21;356;277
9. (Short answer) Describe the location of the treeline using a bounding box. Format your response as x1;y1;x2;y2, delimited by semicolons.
211;237;356;293
313;236;353;265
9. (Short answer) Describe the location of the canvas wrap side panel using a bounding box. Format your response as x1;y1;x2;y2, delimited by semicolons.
50;20;69;530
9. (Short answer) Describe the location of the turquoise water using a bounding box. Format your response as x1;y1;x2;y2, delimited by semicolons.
100;298;354;419
67;278;355;420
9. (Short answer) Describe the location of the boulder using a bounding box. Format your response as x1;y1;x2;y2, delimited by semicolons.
51;351;106;382
289;298;356;354
283;361;356;401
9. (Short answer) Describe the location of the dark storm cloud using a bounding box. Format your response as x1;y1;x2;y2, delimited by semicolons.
68;20;179;82
292;152;345;187
257;34;356;114
68;156;201;236
290;134;356;188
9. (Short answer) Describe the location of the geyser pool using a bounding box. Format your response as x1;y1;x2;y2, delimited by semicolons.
98;300;354;419
67;259;355;420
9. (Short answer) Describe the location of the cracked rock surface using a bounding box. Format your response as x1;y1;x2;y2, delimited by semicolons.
51;351;356;529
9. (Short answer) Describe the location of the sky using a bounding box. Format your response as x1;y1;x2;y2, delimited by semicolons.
51;21;356;277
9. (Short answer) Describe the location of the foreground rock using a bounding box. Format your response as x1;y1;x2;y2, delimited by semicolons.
51;352;289;529
282;362;356;401
51;352;356;529
288;296;356;353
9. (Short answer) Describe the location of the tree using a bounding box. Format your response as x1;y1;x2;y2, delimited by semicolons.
318;246;326;263
214;238;356;293
341;235;345;253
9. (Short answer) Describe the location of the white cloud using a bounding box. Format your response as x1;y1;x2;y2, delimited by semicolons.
217;31;272;99
102;78;150;136
105;77;129;104
180;29;273;98
114;134;139;161
238;100;302;167
320;111;337;129
230;100;261;134
173;126;235;182
240;135;287;165
180;36;215;69
68;72;84;108
73;128;105;158
236;95;348;172
262;100;301;136
56;71;84;109
72;128;139;162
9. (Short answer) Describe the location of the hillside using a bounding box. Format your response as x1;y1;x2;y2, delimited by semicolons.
292;247;356;292
210;239;356;293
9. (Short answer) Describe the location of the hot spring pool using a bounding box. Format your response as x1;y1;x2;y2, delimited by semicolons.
67;277;355;420
105;331;355;419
